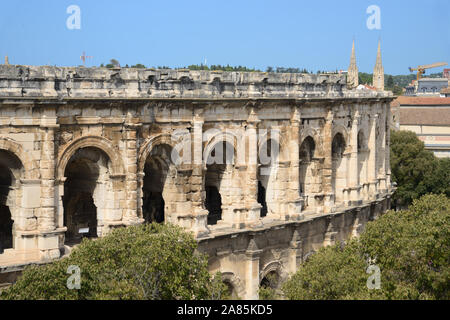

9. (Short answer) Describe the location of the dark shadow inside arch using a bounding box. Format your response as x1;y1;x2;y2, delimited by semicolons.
205;185;222;225
142;144;173;224
205;141;234;225
0;150;23;254
299;136;316;195
257;138;280;218
63;147;101;245
0;164;13;254
260;271;280;289
331;132;346;200
257;181;267;217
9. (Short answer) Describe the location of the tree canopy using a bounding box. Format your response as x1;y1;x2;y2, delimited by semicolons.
1;223;227;300
282;194;450;300
390;130;450;208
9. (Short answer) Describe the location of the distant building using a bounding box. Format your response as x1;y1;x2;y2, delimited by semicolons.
444;68;450;80
441;87;450;98
391;96;450;158
416;78;448;96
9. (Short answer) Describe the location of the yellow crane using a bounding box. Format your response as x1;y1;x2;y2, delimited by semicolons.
409;62;448;80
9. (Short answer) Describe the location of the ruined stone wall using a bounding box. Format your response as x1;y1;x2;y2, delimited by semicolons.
0;66;394;298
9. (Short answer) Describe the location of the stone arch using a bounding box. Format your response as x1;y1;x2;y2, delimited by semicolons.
138;133;187;225
332;124;349;152
299;136;317;209
57;137;125;243
57;136;125;180
303;250;316;262
332;132;347;205
203;130;239;166
0;138;38;179
301;127;321;152
221;272;245;299
0;148;26;254
138;133;178;174
203;132;240;226
259;260;285;289
257;136;283;218
257;129;289;163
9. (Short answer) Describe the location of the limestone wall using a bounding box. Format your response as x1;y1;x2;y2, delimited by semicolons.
0;66;394;299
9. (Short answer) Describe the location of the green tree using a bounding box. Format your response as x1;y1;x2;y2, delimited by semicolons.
282;194;450;300
390;130;437;208
131;64;146;69
1;223;226;300
386;75;394;88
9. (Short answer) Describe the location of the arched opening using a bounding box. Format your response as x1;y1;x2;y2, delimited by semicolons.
205;141;235;225
223;280;238;299
260;271;280;289
299;136;316;208
142;144;174;224
259;270;281;299
0;164;13;254
258;138;280;217
0;150;24;254
63;147;112;244
332;133;347;204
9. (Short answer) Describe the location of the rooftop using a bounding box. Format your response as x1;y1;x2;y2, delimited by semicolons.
399;107;450;126
391;96;450;107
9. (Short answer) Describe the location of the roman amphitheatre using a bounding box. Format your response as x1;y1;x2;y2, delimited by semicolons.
0;56;394;298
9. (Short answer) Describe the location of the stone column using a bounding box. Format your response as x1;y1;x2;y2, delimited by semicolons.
378;105;387;193
288;230;303;274
348;112;361;205
190;114;209;237
39;126;57;231
38;118;61;260
244;238;262;300
123;120;141;225
244;118;262;226
368;113;378;199
385;102;391;190
322;110;334;213
287;108;303;220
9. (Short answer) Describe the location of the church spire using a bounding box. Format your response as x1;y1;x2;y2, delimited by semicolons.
373;40;384;91
4;55;9;65
347;40;359;89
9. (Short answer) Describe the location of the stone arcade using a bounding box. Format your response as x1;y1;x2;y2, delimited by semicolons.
0;61;394;298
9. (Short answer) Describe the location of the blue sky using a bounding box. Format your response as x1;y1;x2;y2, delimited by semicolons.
0;0;448;74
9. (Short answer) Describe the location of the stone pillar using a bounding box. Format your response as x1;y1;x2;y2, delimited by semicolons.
322;111;334;213
244;119;262;226
287;109;303;220
38;121;61;260
348;112;361;205
385;103;391;190
39;126;56;231
368;113;378;199
378;105;387;193
288;230;303;274
244;238;262;300
190;114;209;237
123;120;141;225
